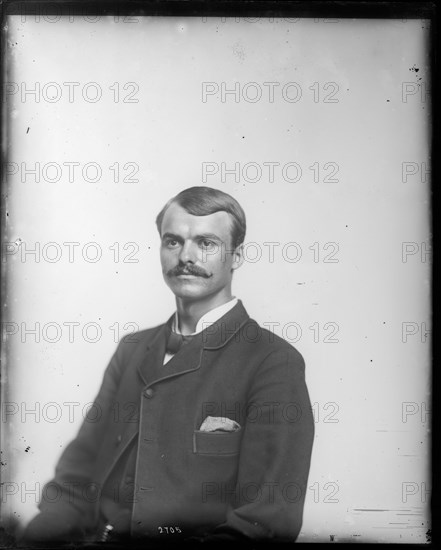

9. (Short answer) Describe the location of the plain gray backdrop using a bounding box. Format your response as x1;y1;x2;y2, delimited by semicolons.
2;15;431;542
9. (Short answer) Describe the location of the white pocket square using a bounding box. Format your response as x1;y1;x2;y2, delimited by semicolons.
200;416;241;433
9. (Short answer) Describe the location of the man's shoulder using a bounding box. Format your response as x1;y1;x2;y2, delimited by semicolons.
120;322;165;345
114;322;166;359
240;317;305;363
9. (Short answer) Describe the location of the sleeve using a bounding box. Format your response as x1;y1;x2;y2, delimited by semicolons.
20;339;131;544
201;347;315;542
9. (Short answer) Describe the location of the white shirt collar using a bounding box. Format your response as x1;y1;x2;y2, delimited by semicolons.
173;298;238;336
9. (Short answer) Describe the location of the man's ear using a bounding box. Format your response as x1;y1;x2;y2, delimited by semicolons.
231;244;245;271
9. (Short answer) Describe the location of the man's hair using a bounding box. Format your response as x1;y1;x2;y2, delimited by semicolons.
156;186;246;249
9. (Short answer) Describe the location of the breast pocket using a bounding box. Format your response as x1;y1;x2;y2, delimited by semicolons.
192;428;242;456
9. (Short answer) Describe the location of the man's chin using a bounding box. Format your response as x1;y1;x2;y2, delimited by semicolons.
166;277;207;298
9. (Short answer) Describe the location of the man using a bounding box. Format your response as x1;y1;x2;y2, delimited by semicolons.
22;186;314;544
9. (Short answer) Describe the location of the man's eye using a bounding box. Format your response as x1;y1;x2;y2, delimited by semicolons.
165;239;179;247
200;240;215;249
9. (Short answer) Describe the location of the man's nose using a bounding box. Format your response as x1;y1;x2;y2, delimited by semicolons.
178;241;197;264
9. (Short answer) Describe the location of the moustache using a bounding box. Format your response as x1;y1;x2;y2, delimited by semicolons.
167;264;212;278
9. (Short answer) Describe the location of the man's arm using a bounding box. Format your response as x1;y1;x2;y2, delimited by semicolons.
201;347;315;542
21;340;129;543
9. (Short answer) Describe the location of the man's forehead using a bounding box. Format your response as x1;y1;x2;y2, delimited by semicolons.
161;203;233;237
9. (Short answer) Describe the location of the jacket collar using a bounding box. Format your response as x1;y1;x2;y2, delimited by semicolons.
197;299;249;349
136;300;250;386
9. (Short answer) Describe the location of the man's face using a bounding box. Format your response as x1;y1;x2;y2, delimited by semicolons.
160;202;243;301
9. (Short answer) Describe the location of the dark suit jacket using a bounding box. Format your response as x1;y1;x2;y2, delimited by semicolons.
23;300;314;543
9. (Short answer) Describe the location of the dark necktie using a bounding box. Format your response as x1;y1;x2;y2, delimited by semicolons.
165;330;195;355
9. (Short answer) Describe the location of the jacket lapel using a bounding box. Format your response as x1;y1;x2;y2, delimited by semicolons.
136;300;250;388
199;299;250;350
136;322;169;387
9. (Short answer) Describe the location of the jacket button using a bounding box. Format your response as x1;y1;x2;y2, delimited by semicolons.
144;388;154;398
